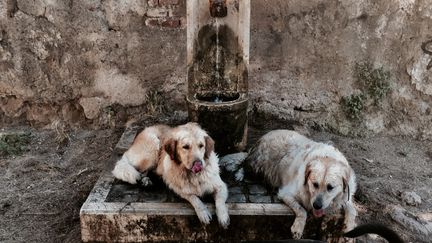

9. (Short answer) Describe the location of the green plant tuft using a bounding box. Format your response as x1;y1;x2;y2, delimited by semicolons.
0;132;31;156
354;62;391;103
342;62;391;120
341;93;366;120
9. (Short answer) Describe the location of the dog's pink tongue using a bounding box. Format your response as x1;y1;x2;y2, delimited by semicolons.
313;209;325;218
191;161;203;173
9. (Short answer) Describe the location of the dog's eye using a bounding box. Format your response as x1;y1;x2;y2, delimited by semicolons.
327;184;334;191
313;182;319;189
182;145;190;150
199;143;204;148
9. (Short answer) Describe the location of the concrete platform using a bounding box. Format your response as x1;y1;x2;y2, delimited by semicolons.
80;126;346;242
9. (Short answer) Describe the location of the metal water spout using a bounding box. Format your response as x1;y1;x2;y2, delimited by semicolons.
209;0;227;18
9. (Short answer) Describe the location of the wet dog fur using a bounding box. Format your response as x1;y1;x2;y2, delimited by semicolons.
112;122;230;228
244;130;357;239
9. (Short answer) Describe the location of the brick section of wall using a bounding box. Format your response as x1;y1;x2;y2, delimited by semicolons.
146;0;185;29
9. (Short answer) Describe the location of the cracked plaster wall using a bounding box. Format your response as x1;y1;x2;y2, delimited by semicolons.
0;0;431;139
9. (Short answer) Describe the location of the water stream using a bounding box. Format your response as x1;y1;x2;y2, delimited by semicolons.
215;18;221;84
214;18;222;102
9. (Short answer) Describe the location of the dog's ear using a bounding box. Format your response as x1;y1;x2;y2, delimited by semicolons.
204;136;215;159
342;168;352;201
164;138;180;164
304;163;311;186
342;176;350;201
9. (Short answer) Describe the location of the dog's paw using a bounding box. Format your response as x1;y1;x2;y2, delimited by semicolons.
291;231;302;240
219;152;247;172
216;205;230;229
291;221;304;239
218;213;230;229
343;221;356;233
196;207;212;225
139;176;153;187
343;239;355;243
234;168;244;182
112;162;141;184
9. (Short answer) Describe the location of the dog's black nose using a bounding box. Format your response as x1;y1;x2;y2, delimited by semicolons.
193;159;203;166
313;199;323;210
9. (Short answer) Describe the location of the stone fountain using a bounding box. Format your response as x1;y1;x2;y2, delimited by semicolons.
186;0;250;155
79;1;346;242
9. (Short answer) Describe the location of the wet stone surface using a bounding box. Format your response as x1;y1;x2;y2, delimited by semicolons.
249;195;272;203
226;194;247;203
106;170;277;204
228;186;243;194
249;184;267;195
106;173;182;203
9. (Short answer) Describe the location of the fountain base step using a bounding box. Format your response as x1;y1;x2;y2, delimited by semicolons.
80;172;298;242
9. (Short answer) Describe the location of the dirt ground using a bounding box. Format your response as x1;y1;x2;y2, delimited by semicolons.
0;126;122;243
0;121;431;242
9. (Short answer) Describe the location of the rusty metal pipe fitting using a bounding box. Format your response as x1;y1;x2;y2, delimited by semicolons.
209;0;227;18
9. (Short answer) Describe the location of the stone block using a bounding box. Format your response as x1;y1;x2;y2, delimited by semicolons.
249;184;268;195
102;0;147;30
79;97;106;120
0;96;24;117
147;8;168;18
226;194;247;203
114;126;139;154
17;0;46;17
249;195;272;203
161;18;181;28
401;191;422;206
145;18;160;27
148;0;159;7
159;0;179;6
228;186;243;194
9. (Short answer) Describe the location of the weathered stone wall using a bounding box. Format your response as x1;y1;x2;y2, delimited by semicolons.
250;0;432;139
0;0;187;127
0;0;431;139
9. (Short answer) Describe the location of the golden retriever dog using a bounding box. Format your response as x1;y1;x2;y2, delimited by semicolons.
112;122;230;228
244;130;357;239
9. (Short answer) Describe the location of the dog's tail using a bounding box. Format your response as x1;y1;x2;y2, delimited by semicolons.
112;155;141;184
344;223;404;243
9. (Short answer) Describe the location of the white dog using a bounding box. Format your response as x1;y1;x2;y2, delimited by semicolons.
112;122;230;228
244;130;357;239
